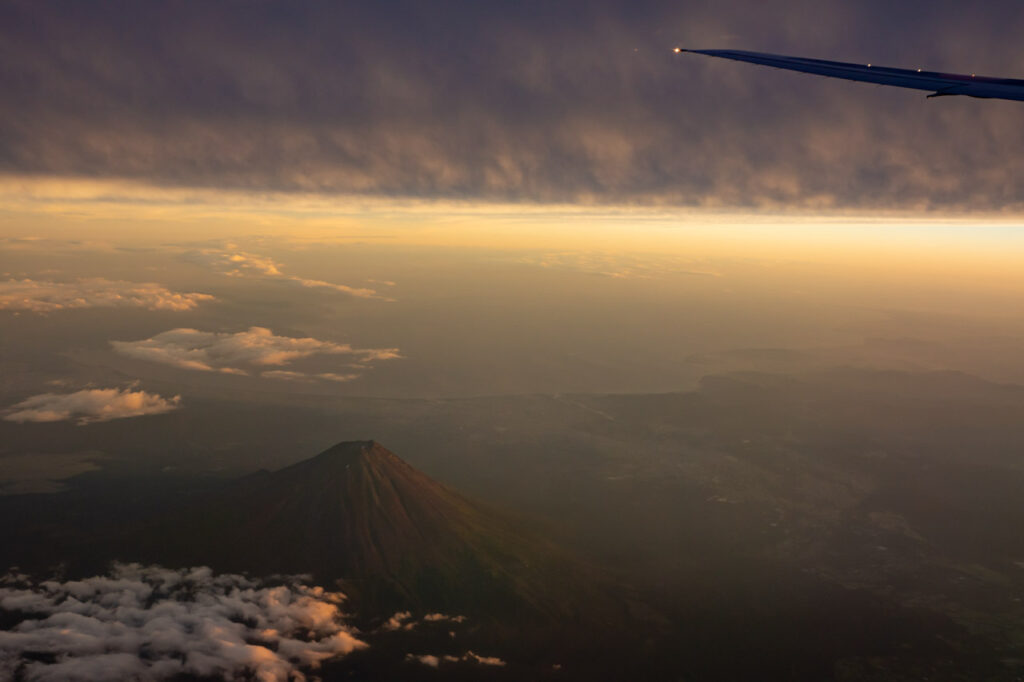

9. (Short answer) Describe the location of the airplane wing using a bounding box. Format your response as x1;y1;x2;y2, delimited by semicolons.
677;49;1024;102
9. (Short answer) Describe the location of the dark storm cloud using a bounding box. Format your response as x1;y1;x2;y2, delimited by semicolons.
3;0;1024;210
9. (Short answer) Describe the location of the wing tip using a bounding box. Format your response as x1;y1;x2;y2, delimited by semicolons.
675;48;725;56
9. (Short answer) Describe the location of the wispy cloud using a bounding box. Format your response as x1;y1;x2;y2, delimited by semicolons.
112;326;400;381
512;252;722;280
0;563;366;682
0;278;213;313
262;370;362;383
4;388;181;425
185;246;386;299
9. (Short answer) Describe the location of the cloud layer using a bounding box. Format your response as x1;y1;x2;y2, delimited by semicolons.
112;326;401;381
0;563;365;682
4;2;1024;211
0;279;213;313
4;388;181;425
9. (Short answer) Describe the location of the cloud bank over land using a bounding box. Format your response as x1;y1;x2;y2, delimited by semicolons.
185;246;384;299
0;563;365;682
3;1;1024;211
3;388;180;425
0;279;213;313
112;326;401;381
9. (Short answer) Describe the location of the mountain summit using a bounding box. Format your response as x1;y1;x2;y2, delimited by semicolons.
144;440;596;617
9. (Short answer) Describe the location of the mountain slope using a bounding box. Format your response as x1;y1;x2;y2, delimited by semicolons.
140;441;609;619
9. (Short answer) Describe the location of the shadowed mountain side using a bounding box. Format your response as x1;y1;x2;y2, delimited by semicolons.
132;441;622;622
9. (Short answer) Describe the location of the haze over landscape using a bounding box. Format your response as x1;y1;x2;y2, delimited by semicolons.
3;2;1024;680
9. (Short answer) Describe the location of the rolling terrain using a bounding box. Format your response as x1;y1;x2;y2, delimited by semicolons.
3;368;1024;678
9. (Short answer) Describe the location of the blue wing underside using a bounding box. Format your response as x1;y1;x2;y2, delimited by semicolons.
680;49;1024;102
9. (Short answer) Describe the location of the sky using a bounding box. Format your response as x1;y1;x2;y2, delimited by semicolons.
2;1;1024;459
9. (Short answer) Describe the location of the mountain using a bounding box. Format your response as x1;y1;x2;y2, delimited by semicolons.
137;440;611;620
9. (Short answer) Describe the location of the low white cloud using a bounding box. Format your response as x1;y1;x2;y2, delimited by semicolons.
0;563;366;682
0;278;213;313
293;276;383;298
407;653;441;668
111;327;400;382
382;611;416;631
4;388;181;425
406;651;507;668
383;611;467;633
185;246;387;299
460;651;507;666
422;613;467;623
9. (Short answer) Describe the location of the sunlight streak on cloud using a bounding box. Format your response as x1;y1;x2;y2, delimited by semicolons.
185;246;386;299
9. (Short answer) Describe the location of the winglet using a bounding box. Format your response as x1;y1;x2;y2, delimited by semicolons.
927;85;974;99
